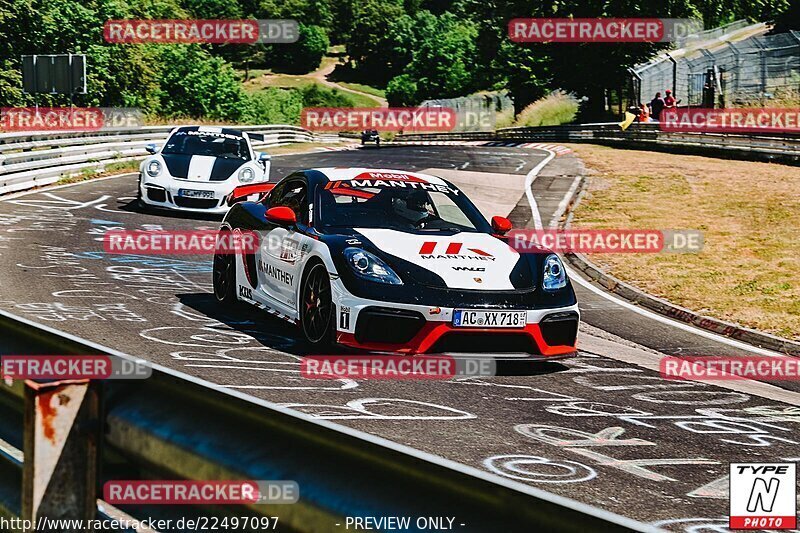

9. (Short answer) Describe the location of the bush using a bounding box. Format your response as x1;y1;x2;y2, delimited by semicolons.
513;91;581;127
241;88;305;124
240;84;359;125
300;83;355;107
386;74;418;106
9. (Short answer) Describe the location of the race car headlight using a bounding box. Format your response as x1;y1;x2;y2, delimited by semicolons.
543;254;567;291
146;160;162;178
238;167;255;183
343;248;402;285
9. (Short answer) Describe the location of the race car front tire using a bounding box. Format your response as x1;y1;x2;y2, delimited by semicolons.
213;237;237;306
300;261;335;349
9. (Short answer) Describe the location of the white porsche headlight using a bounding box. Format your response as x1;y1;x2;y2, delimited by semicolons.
343;248;402;285
146;160;162;177
238;167;255;183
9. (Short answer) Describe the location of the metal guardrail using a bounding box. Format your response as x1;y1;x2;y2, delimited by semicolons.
395;123;800;164
0;125;338;196
0;310;652;532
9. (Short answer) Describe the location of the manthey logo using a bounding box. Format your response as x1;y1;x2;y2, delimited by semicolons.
729;463;797;530
322;173;461;196
419;242;494;261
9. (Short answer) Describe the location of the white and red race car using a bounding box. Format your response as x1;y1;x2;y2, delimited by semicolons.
213;168;579;359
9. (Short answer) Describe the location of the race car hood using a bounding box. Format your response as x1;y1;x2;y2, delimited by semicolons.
162;154;245;182
354;228;520;290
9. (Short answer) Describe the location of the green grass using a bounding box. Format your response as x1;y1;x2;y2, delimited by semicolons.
514;91;580;127
57;161;140;185
337;82;386;98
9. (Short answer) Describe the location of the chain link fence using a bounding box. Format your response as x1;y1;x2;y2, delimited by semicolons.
634;22;800;108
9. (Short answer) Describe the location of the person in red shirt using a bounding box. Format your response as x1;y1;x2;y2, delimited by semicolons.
664;90;676;108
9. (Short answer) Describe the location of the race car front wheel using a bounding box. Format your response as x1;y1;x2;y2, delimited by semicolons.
300;262;334;349
213;237;237;305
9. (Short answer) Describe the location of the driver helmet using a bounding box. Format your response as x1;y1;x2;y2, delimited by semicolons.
392;189;432;224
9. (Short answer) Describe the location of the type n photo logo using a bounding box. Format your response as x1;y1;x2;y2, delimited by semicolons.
730;463;797;530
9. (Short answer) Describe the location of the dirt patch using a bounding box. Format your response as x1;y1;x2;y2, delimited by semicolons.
569;144;800;340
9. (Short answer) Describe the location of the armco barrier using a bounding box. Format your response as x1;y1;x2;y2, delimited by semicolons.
0;309;654;532
395;123;800;165
0;125;340;196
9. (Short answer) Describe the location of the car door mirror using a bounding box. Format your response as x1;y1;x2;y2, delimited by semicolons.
266;206;297;226
258;152;271;163
491;216;512;235
145;143;158;154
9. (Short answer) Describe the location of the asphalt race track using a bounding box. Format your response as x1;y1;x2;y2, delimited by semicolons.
1;144;798;531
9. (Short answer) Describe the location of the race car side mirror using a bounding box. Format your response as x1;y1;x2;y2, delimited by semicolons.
491;216;512;235
266;206;297;226
258;152;271;163
145;143;157;154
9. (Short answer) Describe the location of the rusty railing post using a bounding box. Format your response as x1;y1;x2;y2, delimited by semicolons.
22;380;100;532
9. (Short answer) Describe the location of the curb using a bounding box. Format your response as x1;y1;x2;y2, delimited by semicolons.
560;177;800;357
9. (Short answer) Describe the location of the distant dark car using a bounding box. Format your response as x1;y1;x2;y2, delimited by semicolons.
361;129;380;147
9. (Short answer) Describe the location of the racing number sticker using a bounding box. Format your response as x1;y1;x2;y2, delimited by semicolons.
339;306;351;330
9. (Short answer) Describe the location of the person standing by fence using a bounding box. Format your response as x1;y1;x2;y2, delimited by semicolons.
649;92;665;121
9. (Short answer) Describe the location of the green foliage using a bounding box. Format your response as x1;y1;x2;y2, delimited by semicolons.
241;87;304;124
300;84;354;108
0;0;794;124
346;0;406;81
403;12;479;101
513;91;581;127
152;45;246;121
386;74;418;106
240;84;358;124
271;24;329;74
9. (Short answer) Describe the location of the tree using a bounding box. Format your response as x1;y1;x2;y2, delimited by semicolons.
386;74;418;105
268;24;329;73
346;0;406;82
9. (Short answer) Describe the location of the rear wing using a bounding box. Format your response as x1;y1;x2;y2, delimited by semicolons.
225;182;276;207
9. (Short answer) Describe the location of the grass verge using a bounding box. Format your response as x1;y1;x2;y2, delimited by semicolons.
569;144;800;341
57;161;140;185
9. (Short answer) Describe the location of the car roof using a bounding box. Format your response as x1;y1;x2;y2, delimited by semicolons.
312;168;449;186
173;125;247;138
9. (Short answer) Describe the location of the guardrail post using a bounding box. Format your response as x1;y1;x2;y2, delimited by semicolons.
22;380;100;532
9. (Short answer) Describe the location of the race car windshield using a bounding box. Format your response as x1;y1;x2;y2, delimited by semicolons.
162;133;250;160
317;183;490;233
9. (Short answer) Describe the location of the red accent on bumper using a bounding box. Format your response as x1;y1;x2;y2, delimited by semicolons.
336;321;576;356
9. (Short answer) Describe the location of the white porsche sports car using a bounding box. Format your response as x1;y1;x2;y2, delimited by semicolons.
213;168;579;359
138;126;271;215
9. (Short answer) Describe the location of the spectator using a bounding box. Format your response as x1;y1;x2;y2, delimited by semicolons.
649;92;665;121
664;89;676;109
637;103;650;123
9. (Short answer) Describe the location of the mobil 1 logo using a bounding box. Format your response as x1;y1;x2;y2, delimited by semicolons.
730;463;796;530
